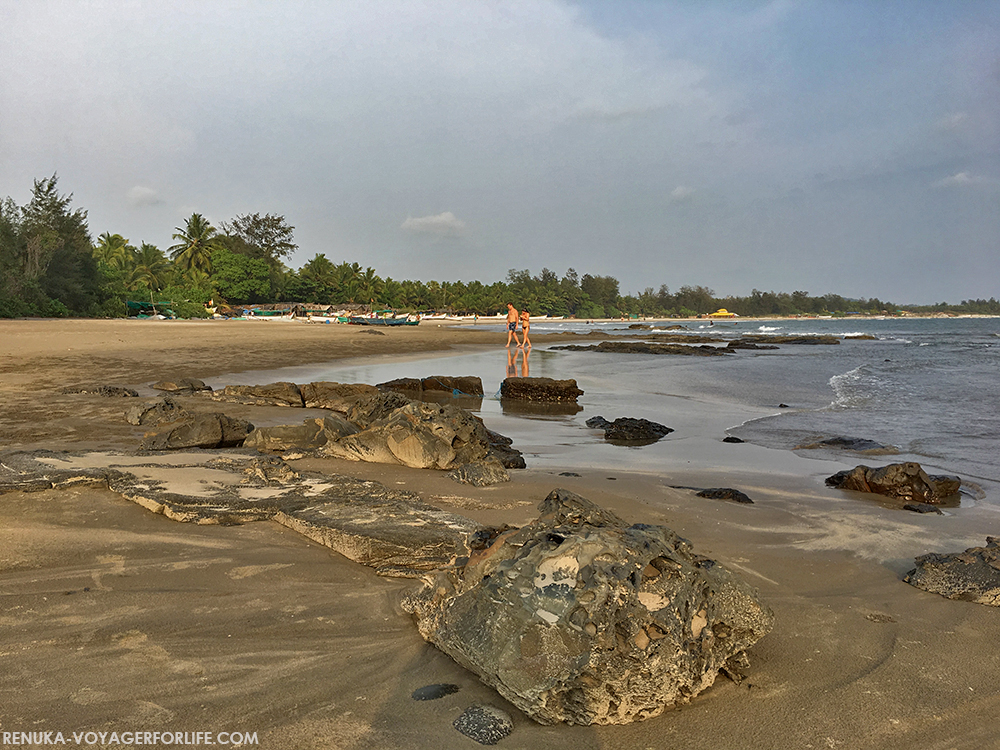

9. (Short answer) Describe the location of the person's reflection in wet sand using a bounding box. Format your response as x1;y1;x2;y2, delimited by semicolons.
520;346;530;377
506;347;518;378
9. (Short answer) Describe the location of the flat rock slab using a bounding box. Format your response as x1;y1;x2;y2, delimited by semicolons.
904;537;1000;606
0;449;485;577
697;488;754;504
553;342;730;356
211;382;305;407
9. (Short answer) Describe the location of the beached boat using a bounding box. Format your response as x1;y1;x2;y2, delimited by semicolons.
348;310;420;326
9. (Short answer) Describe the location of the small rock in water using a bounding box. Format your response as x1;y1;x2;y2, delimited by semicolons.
453;705;513;745
411;683;460;701
778;403;790;408
903;502;943;515
722;436;745;444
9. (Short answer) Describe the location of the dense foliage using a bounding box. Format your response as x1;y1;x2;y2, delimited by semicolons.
1;176;996;319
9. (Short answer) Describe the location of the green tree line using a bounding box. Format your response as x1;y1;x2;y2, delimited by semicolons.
2;176;997;319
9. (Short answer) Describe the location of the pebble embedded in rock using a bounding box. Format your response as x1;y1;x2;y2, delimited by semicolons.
453;705;513;745
411;683;460;701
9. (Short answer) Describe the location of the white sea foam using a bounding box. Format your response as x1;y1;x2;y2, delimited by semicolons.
828;365;870;409
757;325;781;332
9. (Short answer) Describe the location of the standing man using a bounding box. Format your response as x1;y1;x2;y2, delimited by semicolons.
505;303;521;348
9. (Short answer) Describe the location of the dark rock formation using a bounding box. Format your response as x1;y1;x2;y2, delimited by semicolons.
725;340;779;350
140;413;254;450
500;377;583;402
696;488;754;504
485;429;526;469
150;378;212;393
210;381;305;407
61;385;139;398
903;502;943;515
722;436;745;444
553;341;730;356
124;397;187;426
844;334;878;340
737;335;840;345
904;538;1000;606
402;489;775;725
825;462;961;504
448;457;510;487
411;684;460;701
585;416;674;445
300;381;380;412
346;390;414;428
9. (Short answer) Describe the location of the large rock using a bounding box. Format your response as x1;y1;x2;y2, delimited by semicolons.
301;381;380;412
825;462;961;503
243;414;359;452
585;416;674;444
448;457;510;487
501;377;583;402
904;538;1000;606
140;414;254;450
403;489;774;726
346;390;415;428
150;378;212;394
322;401;492;470
210;382;304;407
378;375;485;397
124;396;188;426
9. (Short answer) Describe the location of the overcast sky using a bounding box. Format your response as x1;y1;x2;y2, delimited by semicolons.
2;1;997;303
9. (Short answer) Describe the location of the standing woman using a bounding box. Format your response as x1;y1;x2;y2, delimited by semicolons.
519;308;531;349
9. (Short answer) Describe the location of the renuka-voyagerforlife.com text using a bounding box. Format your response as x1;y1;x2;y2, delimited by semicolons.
1;730;258;746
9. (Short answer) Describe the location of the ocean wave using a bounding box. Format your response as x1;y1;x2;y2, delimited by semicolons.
828;365;875;409
757;325;781;332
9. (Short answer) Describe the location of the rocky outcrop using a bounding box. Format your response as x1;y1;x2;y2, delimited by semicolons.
210;381;304;407
585;416;673;444
697;488;754;504
500;377;583;402
378;375;485;397
725;340;779;350
243;414;359;452
904;538;1000;606
797;436;896;453
553;342;729;356
737;335;840;345
402;489;774;726
346;390;414;428
150;378;212;393
825;462;961;503
125;396;188;426
301;381;380;412
448;457;510;487
322;401;492;470
484;429;527;469
61;385;139;398
140;413;254;450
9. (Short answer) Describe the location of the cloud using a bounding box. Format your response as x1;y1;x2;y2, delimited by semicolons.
401;211;466;236
933;172;993;188
669;185;696;203
127;186;164;207
936;112;968;131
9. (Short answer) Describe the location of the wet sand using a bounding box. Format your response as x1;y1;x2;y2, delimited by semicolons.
1;318;998;750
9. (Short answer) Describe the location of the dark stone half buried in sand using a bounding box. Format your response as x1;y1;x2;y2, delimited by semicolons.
139;413;254;450
411;683;461;701
904;538;1000;606
402;488;774;726
453;705;513;745
825;462;961;504
696;488;754;504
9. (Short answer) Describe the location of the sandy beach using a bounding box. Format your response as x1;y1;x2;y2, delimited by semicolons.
1;318;998;750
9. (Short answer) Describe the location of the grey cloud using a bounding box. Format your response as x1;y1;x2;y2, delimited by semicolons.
401;212;466;236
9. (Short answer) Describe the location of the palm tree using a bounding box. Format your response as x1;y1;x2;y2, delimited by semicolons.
168;213;217;277
126;242;170;292
93;232;134;272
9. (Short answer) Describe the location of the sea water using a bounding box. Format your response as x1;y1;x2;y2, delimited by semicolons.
220;316;1000;505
